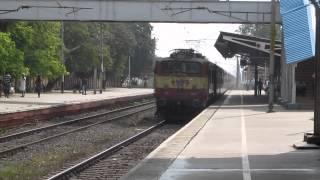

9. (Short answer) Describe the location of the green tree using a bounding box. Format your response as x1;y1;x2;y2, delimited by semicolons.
236;24;281;40
108;23;137;77
64;22;113;78
63;22;155;81
9;22;66;79
130;23;155;77
0;32;26;77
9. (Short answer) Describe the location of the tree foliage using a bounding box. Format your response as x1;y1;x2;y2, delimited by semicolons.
9;22;66;79
0;21;155;85
129;23;155;77
107;23;137;77
236;24;281;40
64;22;155;79
0;32;26;77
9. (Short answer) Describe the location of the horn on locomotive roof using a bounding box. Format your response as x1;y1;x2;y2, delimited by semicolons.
169;49;205;59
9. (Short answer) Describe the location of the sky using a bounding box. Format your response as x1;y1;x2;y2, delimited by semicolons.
151;23;240;76
150;0;269;76
150;0;316;76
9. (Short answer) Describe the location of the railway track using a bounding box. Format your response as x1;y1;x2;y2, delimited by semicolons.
45;92;229;180
0;101;155;156
47;120;166;180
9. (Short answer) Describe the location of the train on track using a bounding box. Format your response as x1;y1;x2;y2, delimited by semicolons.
154;49;234;119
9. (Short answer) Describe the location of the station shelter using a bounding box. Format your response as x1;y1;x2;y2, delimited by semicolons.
215;31;314;109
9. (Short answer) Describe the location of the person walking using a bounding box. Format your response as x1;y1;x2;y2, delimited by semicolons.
3;73;11;98
20;74;26;97
35;75;42;98
258;79;263;95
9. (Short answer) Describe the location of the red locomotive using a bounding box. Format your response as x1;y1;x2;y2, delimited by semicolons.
154;49;234;119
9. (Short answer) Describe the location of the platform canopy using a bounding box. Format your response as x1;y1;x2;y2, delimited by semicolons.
214;31;282;67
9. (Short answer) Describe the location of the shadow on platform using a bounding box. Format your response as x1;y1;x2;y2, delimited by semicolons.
129;149;320;180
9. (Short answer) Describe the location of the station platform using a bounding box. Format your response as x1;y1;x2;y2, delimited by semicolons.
0;88;153;128
122;90;320;180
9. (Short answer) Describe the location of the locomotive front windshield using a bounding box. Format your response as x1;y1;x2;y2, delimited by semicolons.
161;61;201;74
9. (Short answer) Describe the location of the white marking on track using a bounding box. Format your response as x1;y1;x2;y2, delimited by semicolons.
241;92;252;180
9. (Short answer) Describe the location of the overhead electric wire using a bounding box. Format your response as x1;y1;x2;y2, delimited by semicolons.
0;5;92;15
161;6;271;23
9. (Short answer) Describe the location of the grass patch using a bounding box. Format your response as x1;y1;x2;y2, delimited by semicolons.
0;128;7;135
0;122;135;180
0;134;115;180
0;146;96;180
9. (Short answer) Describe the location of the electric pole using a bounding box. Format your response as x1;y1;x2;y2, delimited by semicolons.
268;0;276;112
128;56;131;88
100;23;104;94
307;0;320;143
236;56;240;89
61;21;65;94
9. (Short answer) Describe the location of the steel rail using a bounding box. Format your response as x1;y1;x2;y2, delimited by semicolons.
47;120;165;180
0;101;154;143
0;104;155;157
46;91;230;180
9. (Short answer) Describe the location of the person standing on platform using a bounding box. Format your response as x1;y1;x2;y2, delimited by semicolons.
20;74;26;97
35;75;42;98
3;73;11;98
258;79;263;95
143;75;147;88
78;78;82;94
82;78;87;95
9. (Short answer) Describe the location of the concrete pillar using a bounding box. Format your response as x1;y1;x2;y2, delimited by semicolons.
284;64;289;101
291;64;297;104
287;64;297;109
236;57;240;89
286;63;290;101
280;31;287;102
280;61;287;100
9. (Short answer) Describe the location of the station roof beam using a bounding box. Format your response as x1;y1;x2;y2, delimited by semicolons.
215;31;282;67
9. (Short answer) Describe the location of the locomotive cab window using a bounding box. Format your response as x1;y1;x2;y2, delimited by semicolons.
161;61;201;74
185;62;201;74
